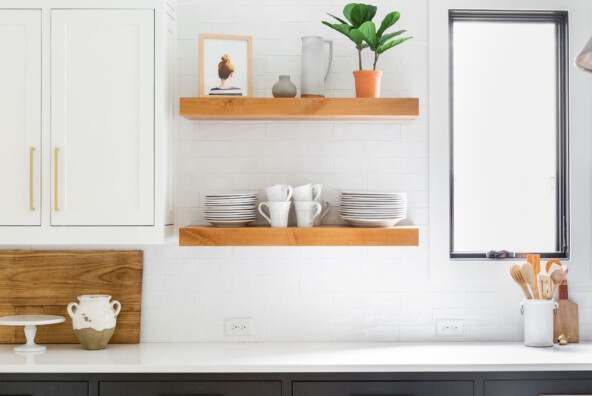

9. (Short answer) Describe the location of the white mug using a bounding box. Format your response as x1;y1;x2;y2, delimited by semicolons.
313;201;330;226
259;201;291;228
294;201;322;228
265;185;293;202
293;184;322;202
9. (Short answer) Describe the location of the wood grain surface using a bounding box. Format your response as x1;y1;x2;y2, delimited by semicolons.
180;97;419;120
0;250;143;344
554;281;579;343
179;225;419;246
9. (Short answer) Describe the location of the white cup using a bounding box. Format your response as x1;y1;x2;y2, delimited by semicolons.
294;201;322;228
265;185;293;202
520;299;558;347
259;201;291;228
293;184;322;202
313;201;330;226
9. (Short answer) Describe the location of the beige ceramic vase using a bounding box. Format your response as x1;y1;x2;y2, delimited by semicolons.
67;295;121;350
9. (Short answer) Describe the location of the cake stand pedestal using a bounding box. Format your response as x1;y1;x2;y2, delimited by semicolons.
0;315;66;353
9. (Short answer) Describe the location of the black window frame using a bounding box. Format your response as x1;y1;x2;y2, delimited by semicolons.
449;10;569;259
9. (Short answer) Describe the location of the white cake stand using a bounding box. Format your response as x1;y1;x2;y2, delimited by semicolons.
0;315;65;353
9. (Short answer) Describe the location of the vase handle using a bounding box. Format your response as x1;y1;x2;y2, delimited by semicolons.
67;302;79;319
111;300;122;317
324;39;333;82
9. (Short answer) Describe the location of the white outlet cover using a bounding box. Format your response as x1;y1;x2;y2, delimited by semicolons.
436;319;465;337
224;317;252;336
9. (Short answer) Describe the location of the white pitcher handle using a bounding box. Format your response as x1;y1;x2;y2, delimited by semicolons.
312;184;322;202
285;186;293;201
111;300;122;317
310;202;322;225
67;302;79;319
258;202;272;224
324;40;333;81
320;201;330;220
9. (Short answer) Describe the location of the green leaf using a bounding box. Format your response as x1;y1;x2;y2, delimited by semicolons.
349;28;365;47
350;4;369;27
327;13;349;25
365;5;377;22
343;3;358;25
377;11;400;37
322;21;353;39
376;36;412;54
379;29;406;44
358;21;379;49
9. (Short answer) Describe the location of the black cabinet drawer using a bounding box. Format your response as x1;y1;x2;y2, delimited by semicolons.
486;379;592;396
293;380;473;396
100;381;281;396
0;382;87;396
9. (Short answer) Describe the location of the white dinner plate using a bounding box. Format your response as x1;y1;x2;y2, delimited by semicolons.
340;217;405;228
206;219;255;228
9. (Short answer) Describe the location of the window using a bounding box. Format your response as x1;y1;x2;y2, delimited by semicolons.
449;11;568;259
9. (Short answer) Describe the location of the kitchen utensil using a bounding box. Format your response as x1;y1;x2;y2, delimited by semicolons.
510;264;532;299
68;295;120;350
538;274;552;300
521;262;538;299
259;201;291;228
550;268;565;296
520;299;558;347
554;280;579;343
527;254;541;296
301;36;333;97
293;184;322;202
0;315;65;353
265;185;293;202
294;201;322;228
0;250;142;345
546;259;562;274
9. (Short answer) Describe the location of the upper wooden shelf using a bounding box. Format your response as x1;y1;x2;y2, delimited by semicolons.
179;225;419;247
179;97;419;120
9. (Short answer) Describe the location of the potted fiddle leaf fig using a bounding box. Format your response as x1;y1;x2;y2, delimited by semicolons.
323;3;412;97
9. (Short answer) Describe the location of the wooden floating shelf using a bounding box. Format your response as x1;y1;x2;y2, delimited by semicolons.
180;97;419;120
179;225;419;247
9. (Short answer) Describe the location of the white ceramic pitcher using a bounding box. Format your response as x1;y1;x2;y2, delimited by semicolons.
67;295;121;350
301;36;333;97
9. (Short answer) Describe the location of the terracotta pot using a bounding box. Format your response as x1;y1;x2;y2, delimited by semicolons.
353;70;383;98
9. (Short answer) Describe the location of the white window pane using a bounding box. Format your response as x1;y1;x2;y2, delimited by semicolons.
452;21;557;253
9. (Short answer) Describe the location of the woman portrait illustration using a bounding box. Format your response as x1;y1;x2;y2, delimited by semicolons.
199;34;252;97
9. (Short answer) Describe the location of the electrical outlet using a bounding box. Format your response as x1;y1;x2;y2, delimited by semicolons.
224;318;252;336
436;319;464;337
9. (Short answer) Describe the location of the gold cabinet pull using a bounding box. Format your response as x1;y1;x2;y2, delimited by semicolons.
29;147;35;211
54;147;59;211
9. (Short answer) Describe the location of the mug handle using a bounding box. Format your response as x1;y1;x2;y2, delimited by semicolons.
324;40;333;81
285;186;294;201
258;202;272;224
310;202;322;225
67;302;79;319
312;184;322;202
320;201;330;220
111;300;122;317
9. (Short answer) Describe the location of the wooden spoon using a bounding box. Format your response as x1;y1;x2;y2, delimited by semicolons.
521;262;539;299
539;273;552;300
510;264;532;299
546;259;562;274
550;268;566;296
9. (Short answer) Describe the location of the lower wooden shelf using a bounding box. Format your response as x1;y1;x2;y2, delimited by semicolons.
179;225;419;247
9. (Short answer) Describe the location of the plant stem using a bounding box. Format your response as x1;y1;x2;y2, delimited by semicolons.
373;53;378;70
357;47;363;70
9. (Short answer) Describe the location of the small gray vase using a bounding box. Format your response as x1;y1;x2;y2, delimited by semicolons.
272;75;297;98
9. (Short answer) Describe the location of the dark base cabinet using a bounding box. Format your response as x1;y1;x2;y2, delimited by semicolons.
2;372;592;396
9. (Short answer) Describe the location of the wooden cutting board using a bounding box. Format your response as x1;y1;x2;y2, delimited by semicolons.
554;280;579;343
0;250;143;344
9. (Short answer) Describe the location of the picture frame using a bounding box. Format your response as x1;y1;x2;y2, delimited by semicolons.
199;34;252;97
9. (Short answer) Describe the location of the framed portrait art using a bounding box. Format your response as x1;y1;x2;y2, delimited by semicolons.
199;34;252;97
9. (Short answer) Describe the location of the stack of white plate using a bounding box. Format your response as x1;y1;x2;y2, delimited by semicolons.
204;193;257;227
339;191;407;228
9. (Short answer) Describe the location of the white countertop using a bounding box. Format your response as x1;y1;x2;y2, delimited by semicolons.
2;342;592;373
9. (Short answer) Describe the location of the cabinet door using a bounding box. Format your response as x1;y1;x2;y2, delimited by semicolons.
485;379;592;396
293;381;473;396
99;381;282;396
51;10;154;226
0;381;87;396
0;10;41;226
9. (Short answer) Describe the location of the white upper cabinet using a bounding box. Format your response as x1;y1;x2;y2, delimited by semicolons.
0;10;41;226
51;10;155;226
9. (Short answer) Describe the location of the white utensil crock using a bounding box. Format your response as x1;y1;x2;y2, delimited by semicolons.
301;36;333;97
520;299;558;347
67;295;121;350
